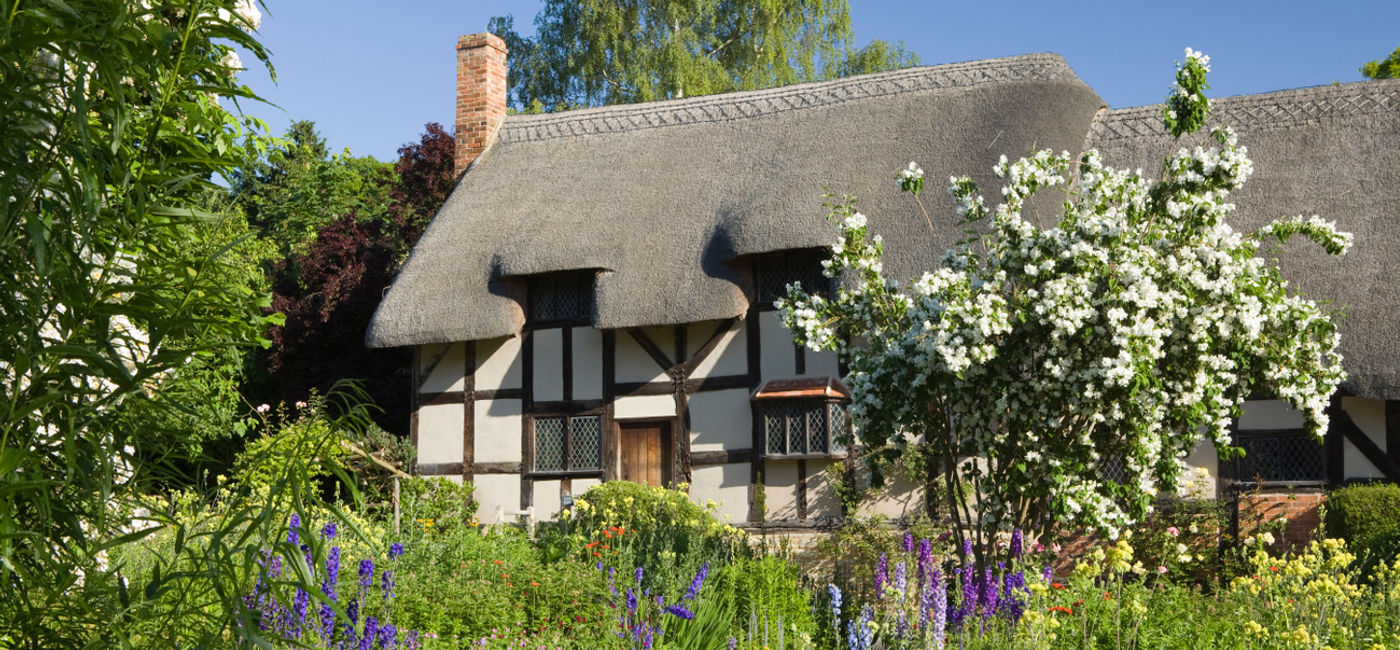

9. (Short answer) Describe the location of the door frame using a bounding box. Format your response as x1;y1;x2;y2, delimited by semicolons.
614;417;676;487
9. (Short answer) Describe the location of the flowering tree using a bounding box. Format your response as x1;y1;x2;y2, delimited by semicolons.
779;50;1350;548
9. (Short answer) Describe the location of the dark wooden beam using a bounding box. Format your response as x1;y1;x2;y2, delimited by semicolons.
674;325;692;486
747;312;763;524
794;342;805;375
419;390;464;407
530;400;606;415
1335;406;1400;481
627;327;674;372
474;462;521;474
1387;400;1400;467
473;388;523;401
615;374;750;398
681;318;738;377
797;459;808;520
602;330;618;482
417;462;464;476
1325;399;1345;485
690;448;754;465
463;343;476;484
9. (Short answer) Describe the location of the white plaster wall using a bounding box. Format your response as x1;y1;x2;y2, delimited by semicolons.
572;327;604;400
762;460;800;521
758;311;796;381
689;320;747;377
572;477;602;497
862;473;924;520
615;394;676;418
533;328;564;402
1238;400;1306;430
615;326;674;383
806;460;845;520
690;462;749;524
476;336;522;389
1342;397;1386;480
533;480;563;518
475;399;522;464
803;349;840;380
1179;438;1219;499
418;343;465;393
417;403;463;464
475;474;522;524
688;389;750;452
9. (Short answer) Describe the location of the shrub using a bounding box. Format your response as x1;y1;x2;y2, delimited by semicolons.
398;476;478;536
1327;483;1400;567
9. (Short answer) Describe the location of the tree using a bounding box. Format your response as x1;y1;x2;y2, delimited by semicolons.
230;120;394;259
256;124;457;436
1361;45;1400;79
779;50;1348;554
488;0;919;111
0;0;295;643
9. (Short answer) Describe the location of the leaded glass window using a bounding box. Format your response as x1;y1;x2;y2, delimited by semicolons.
760;402;849;457
527;271;593;323
755;249;830;304
533;415;602;472
1231;431;1326;484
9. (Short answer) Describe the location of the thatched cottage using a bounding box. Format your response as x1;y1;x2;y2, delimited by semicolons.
367;32;1400;528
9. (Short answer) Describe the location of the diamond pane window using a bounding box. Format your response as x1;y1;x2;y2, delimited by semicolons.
1232;431;1326;483
528;271;593;323
755;249;830;304
759;401;849;457
533;414;602;473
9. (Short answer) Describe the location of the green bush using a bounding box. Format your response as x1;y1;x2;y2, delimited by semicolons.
1327;483;1400;567
399;476;478;535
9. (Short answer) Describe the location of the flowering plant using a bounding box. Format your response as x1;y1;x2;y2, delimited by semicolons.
779;50;1349;545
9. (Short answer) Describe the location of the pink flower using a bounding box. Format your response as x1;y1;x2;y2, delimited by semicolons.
255;403;270;414
1166;526;1180;538
1157;565;1168;574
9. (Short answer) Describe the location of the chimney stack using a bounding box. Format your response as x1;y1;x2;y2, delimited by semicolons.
455;32;508;177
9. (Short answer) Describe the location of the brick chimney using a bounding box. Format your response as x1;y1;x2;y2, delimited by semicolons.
455;32;508;177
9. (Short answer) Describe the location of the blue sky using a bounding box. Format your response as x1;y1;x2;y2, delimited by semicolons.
238;1;1400;161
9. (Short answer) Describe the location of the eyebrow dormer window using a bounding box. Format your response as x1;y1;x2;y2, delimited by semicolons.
526;271;594;324
754;248;831;305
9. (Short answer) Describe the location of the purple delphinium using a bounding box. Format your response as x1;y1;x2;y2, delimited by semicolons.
625;588;638;612
896;560;907;602
322;522;337;539
727;637;737;650
962;538;974;558
1009;529;1024;559
342;598;360;648
358;559;374;591
954;566;977;627
291;588;309;638
874;553;889;599
389;542;404;559
858;605;875;650
381;569;395;599
320;546;340;640
999;570;1027;620
379;623;397;649
917;538;932;587
930;569;947;649
846;617;860;650
664;603;695;620
404;630;421;650
684;563;709;601
1042;565;1054;584
979;569;998;619
634;567;644;585
903;531;914;554
361;616;378;650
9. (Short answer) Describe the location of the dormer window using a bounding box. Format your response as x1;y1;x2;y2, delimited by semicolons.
753;249;831;306
527;271;594;325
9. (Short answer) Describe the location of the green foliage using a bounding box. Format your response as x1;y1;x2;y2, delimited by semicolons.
488;0;919;110
721;554;815;648
1326;483;1400;567
1360;45;1400;80
230;120;394;259
398;476;478;534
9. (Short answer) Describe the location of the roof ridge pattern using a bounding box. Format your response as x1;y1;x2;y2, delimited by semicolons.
1090;78;1400;142
498;53;1075;143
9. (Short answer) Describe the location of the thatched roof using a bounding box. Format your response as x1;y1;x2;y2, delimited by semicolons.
1088;79;1400;400
367;52;1400;399
367;53;1104;346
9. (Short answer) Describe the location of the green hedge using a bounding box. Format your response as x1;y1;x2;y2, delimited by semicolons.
1327;482;1400;566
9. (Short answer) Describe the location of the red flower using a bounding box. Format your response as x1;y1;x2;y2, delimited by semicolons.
1049;606;1074;615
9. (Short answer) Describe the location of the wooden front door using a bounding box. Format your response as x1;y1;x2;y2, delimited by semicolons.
618;420;670;487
